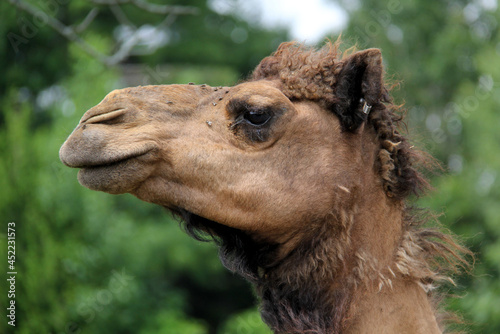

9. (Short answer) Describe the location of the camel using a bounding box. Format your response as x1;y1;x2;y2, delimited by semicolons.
60;41;469;333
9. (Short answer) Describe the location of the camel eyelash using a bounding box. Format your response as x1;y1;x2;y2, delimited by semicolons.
227;99;277;142
230;114;272;142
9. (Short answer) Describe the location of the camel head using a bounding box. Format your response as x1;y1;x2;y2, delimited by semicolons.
61;42;462;333
60;43;411;245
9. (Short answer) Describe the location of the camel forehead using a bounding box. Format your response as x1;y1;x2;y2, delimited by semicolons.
99;81;285;108
99;84;211;107
106;84;202;97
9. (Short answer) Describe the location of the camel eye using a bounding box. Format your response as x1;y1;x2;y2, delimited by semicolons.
244;111;271;126
227;98;281;142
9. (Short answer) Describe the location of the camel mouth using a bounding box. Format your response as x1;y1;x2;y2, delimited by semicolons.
60;143;157;169
79;152;146;170
77;148;155;169
73;146;158;194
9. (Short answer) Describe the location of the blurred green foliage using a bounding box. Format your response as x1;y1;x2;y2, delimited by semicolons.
1;0;499;334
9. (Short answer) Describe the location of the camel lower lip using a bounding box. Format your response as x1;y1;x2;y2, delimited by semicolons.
76;153;154;194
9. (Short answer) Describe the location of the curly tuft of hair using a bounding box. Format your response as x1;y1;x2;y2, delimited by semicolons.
252;41;342;102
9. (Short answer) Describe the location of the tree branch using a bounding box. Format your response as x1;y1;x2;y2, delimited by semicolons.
75;8;100;33
90;0;199;15
110;4;136;28
7;0;198;66
127;13;177;57
8;0;109;64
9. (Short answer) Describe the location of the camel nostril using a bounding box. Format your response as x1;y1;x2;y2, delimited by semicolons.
81;108;126;125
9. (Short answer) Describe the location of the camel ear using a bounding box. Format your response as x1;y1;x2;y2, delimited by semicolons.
333;49;384;131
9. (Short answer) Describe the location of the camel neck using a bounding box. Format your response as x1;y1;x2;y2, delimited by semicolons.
252;200;444;334
344;278;441;333
253;215;356;333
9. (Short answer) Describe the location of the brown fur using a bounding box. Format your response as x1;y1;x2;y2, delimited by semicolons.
60;40;470;333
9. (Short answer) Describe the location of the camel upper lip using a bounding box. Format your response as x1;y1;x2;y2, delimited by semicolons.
60;145;156;169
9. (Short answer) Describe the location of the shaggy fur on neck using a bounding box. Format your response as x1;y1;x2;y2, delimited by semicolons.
177;207;468;333
177;209;355;333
